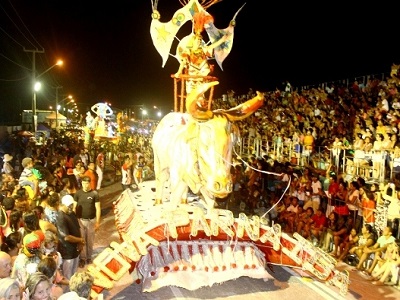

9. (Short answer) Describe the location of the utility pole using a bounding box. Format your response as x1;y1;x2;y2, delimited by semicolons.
54;86;63;130
24;48;44;133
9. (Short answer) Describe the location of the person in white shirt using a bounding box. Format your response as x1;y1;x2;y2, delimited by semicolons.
382;183;400;228
381;97;389;112
326;137;342;171
303;175;322;212
291;185;306;207
355;226;395;275
79;149;89;168
325;83;334;94
95;149;105;190
121;155;133;191
1;154;14;175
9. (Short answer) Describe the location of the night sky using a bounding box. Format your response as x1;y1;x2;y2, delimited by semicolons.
0;0;399;122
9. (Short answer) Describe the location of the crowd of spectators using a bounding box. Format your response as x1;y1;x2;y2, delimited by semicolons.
214;70;400;287
0;66;400;296
0;126;153;298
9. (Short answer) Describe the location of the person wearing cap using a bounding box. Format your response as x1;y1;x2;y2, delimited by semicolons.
73;176;101;268
11;231;44;286
1;154;14;175
56;194;83;279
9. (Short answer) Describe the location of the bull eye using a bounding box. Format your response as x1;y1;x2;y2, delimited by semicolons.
213;182;221;191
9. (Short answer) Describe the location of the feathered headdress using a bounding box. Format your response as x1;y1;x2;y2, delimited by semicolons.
192;10;214;36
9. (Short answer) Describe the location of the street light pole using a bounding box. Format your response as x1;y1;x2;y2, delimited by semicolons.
24;48;44;133
54;86;63;130
33;54;36;134
24;48;62;133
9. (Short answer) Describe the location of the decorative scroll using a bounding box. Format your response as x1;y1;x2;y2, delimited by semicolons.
111;189;350;296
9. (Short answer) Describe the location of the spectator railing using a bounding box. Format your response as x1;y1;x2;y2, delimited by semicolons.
237;136;396;182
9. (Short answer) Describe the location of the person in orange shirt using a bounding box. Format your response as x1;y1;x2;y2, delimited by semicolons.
303;130;314;151
361;189;376;226
83;162;98;191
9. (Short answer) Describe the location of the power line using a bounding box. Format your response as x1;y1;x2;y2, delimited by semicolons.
2;0;43;50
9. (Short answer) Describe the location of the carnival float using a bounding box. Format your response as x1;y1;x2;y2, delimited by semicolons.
86;0;350;297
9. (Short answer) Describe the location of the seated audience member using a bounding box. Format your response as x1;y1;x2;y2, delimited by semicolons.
265;195;279;222
296;207;313;238
303;174;322;213
308;208;327;245
337;227;358;262
356;188;375;234
355;226;395;274
320;211;338;251
253;198;269;218
245;186;263;213
370;242;400;286
278;196;300;234
346;224;375;265
329;216;349;258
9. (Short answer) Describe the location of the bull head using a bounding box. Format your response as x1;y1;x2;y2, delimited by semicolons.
186;81;265;121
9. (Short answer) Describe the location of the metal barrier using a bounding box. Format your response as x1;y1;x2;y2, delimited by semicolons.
236;136;396;182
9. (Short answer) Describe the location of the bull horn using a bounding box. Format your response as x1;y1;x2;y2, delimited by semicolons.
186;81;219;120
222;91;265;121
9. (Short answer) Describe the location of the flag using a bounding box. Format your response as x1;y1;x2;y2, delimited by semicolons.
204;3;245;70
205;23;234;71
150;0;208;67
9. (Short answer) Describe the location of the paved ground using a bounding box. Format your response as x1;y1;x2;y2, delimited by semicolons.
88;170;400;300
